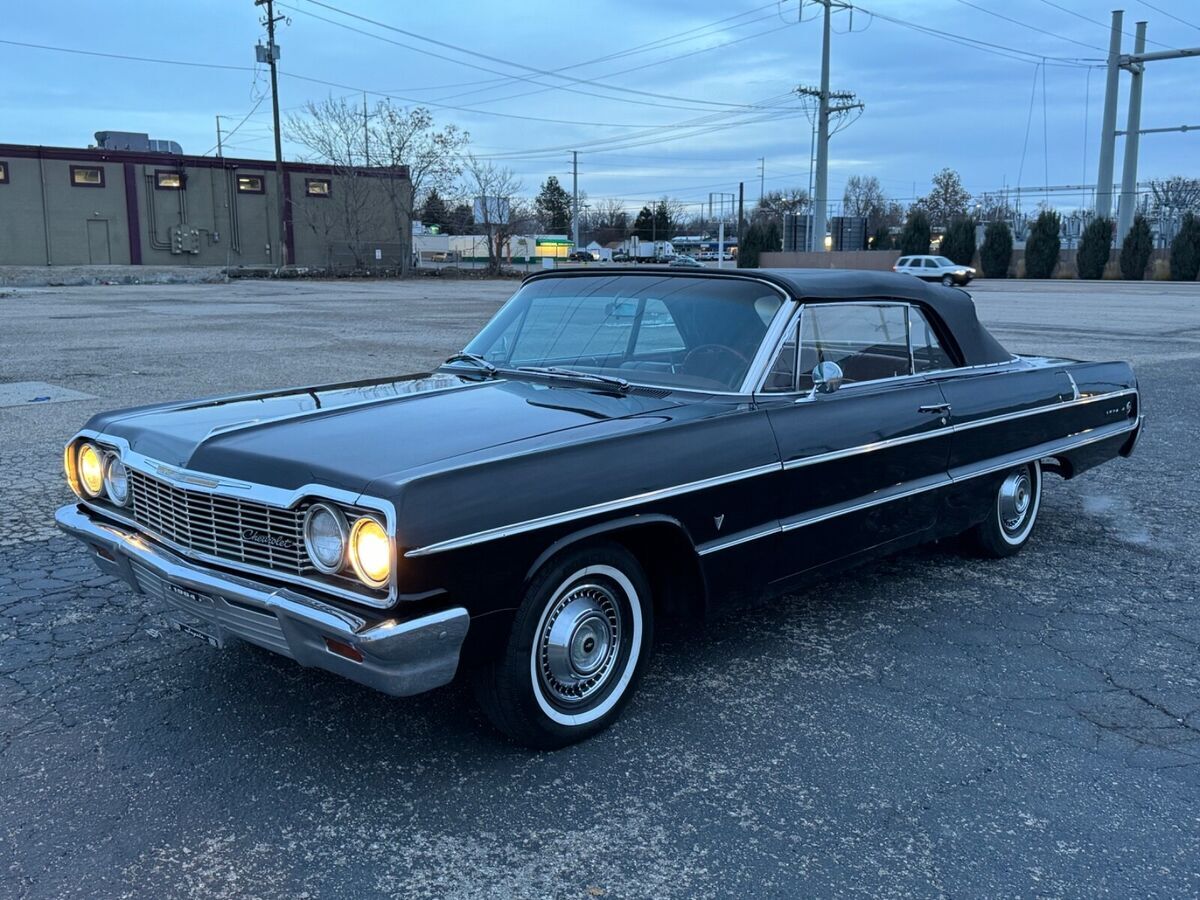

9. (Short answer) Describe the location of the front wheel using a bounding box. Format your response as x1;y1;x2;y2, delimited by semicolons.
941;274;955;286
473;542;654;749
964;460;1042;558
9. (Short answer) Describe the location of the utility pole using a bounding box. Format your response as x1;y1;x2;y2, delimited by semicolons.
1116;21;1147;241
737;181;745;247
363;92;370;166
1095;9;1124;220
798;1;860;252
758;157;765;202
256;0;287;267
571;151;580;249
215;115;223;158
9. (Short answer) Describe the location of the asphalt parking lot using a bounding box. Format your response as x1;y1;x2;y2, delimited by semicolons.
2;275;1199;898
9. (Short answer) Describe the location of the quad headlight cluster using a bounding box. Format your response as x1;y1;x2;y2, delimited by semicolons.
303;502;392;589
68;441;130;507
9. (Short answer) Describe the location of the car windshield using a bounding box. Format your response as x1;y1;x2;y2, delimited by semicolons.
458;274;785;392
933;256;956;267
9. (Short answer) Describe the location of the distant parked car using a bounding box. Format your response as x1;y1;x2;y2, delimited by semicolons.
612;251;632;262
698;251;716;261
569;250;596;262
894;255;975;286
669;256;703;268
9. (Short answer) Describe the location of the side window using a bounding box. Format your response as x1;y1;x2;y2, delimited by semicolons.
798;303;911;387
923;258;939;269
896;257;910;267
910;307;956;372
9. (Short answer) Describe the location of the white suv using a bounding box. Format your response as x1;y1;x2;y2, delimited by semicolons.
893;255;975;286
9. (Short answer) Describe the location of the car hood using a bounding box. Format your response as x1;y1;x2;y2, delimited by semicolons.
85;373;682;495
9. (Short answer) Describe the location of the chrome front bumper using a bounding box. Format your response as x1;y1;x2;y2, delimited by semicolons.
55;504;469;697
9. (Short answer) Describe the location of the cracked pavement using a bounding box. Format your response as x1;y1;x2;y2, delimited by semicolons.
1;278;1198;898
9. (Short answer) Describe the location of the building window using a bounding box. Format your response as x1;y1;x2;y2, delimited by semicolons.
305;178;331;198
71;165;105;188
236;174;265;194
155;170;185;190
0;162;8;184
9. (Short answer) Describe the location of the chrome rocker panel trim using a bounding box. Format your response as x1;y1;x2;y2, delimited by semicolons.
55;504;469;698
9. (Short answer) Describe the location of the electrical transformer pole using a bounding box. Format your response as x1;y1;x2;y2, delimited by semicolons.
1116;21;1147;242
1095;9;1124;220
256;0;288;267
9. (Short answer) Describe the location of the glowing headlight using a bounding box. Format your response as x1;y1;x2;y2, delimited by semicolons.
348;516;391;588
77;443;105;498
104;455;130;506
303;503;348;574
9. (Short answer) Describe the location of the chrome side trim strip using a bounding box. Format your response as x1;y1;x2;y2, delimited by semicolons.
697;523;784;556
404;462;783;558
780;388;1138;471
950;388;1135;434
771;417;1138;540
779;473;953;533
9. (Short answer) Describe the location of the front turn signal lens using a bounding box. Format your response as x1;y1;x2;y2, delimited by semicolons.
348;516;390;588
77;443;105;498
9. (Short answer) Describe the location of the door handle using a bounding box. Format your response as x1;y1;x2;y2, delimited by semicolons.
918;403;951;414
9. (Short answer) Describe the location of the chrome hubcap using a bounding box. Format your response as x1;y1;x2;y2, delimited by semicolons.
999;469;1033;532
538;584;622;704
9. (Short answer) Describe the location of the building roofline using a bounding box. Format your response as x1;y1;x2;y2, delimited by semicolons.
0;142;409;180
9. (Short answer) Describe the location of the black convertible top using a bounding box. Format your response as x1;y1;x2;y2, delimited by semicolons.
523;267;1012;367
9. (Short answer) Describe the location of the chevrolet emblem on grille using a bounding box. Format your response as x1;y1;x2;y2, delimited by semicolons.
242;529;299;551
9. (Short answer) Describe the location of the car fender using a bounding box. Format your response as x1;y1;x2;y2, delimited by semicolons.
522;513;700;583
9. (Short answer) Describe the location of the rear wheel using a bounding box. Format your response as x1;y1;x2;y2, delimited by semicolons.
964;461;1042;558
474;542;653;749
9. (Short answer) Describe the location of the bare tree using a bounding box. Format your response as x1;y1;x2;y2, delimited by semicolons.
461;154;524;275
286;97;384;269
1149;176;1200;215
370;103;469;202
843;175;885;218
752;188;809;225
589;199;629;246
913;167;971;228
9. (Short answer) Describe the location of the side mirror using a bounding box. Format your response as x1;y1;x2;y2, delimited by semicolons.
812;361;844;394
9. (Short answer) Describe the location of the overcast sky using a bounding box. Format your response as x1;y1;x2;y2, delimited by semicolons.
6;0;1198;214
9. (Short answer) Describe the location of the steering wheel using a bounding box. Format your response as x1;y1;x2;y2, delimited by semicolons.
681;344;752;386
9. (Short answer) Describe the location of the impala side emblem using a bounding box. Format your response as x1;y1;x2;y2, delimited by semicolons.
714;514;725;532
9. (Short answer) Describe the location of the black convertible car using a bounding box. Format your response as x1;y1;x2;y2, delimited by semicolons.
57;269;1142;747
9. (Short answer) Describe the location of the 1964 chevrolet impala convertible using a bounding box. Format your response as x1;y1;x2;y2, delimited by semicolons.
57;269;1143;747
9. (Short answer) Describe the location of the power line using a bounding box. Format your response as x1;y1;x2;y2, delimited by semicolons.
1037;0;1180;51
848;5;1099;68
1137;0;1200;34
949;0;1106;53
289;0;788;112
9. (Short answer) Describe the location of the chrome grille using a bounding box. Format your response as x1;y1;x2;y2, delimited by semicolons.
128;469;310;576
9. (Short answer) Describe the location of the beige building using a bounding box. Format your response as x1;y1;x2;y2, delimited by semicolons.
0;141;412;270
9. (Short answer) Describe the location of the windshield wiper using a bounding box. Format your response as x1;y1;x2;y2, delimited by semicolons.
516;366;631;393
443;352;497;377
